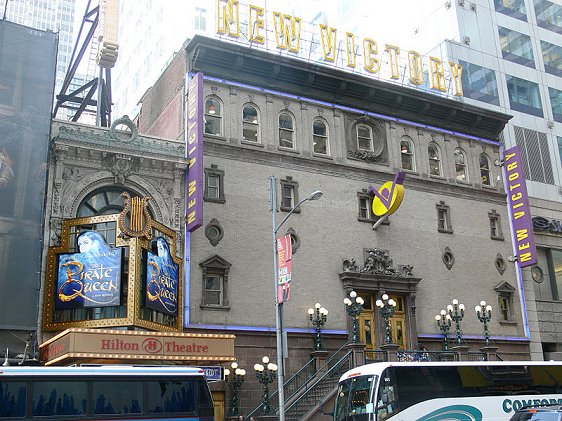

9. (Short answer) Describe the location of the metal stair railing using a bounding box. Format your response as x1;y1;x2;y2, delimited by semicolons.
285;349;354;420
245;342;355;420
245;357;317;420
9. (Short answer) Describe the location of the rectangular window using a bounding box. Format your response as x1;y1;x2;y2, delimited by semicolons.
194;7;207;31
32;381;87;416
515;126;555;184
282;184;294;209
206;174;220;199
506;75;544;117
92;381;142;414
499;296;510;321
489;210;504;240
0;382;26;417
203;274;224;306
458;60;499;106
359;196;371;220
494;0;527;20
541;40;562;77
550;87;562;123
499;27;535;68
280;178;299;212
204;167;225;203
436;201;453;233
534;0;562;34
547;249;562;300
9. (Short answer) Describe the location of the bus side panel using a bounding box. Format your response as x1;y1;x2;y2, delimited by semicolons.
385;395;562;421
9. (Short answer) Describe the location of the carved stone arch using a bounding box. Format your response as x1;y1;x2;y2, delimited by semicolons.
66;175;165;224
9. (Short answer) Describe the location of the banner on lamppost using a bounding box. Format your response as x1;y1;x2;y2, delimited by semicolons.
503;145;537;267
277;234;292;303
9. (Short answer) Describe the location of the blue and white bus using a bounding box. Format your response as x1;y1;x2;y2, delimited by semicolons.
0;365;215;420
333;361;562;420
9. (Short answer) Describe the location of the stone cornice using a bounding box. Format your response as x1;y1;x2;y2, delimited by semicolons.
203;138;508;205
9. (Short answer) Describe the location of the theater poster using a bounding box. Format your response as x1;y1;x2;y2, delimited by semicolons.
145;236;179;316
55;232;122;310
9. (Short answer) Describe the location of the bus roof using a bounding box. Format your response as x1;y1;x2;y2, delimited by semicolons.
0;365;206;378
339;360;562;382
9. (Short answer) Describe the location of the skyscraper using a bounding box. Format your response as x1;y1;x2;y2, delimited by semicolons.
1;0;76;93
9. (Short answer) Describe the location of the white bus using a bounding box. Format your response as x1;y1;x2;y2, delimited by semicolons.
333;361;562;421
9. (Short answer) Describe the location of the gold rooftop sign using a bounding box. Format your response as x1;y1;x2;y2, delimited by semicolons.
215;0;463;97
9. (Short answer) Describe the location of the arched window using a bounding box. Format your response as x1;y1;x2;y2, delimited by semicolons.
279;112;295;149
428;143;442;176
480;153;492;186
454;148;468;182
356;124;373;151
204;96;222;136
313;118;329;155
77;187;139;217
242;104;259;142
400;137;415;171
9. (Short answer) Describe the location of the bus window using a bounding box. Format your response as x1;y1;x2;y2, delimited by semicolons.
376;368;398;420
334;376;376;421
92;380;142;414
0;381;26;417
146;378;213;415
32;380;87;416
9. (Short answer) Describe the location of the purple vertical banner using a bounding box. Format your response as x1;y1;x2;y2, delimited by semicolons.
504;145;537;267
186;72;204;232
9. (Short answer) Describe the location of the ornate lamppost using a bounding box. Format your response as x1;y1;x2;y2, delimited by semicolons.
447;299;465;346
376;294;397;345
254;356;278;416
435;309;452;351
224;362;246;417
308;303;328;351
475;300;493;346
344;291;364;343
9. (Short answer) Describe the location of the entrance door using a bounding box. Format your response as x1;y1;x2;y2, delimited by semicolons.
389;295;408;349
357;294;377;351
212;391;225;421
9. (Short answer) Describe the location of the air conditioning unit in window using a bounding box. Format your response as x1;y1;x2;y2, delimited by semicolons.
470;2;477;11
547;121;555;129
458;0;465;6
463;36;471;45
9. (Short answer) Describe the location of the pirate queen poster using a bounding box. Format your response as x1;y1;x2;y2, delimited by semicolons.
55;231;122;309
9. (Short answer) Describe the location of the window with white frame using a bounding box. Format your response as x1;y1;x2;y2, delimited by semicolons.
480;153;492;186
436;200;453;233
313;119;329;155
280;177;299;212
428;143;442;176
356;124;373;151
279;112;295;149
454;148;468;182
489;209;504;240
204;166;225;203
242;104;260;142
400;137;415;171
204;97;222;136
200;255;231;309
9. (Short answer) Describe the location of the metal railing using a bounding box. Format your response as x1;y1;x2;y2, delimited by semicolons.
285;349;354;420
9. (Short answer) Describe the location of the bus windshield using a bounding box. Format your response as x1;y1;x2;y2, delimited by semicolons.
334;375;377;421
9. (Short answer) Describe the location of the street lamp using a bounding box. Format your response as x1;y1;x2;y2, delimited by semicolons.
254;356;278;416
344;290;364;344
308;303;328;351
224;362;246;417
268;176;323;421
435;309;452;351
376;294;397;345
447;299;465;346
475;300;493;346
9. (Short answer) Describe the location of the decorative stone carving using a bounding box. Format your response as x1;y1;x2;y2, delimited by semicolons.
286;227;300;254
104;154;138;185
443;247;455;270
205;218;224;247
62;166;84;182
109;115;138;142
347;149;383;163
342;249;413;277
